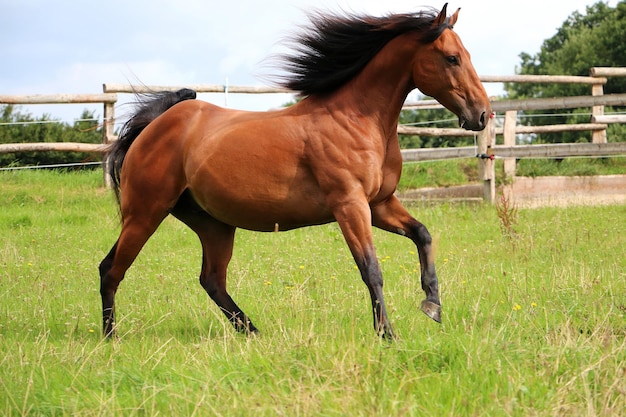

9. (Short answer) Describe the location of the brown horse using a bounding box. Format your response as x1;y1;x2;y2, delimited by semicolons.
100;3;490;339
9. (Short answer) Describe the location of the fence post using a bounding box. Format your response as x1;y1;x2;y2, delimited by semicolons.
591;83;607;143
102;87;116;188
589;68;606;144
503;110;517;179
477;114;496;203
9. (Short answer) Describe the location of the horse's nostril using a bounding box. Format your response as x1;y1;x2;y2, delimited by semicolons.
480;111;486;127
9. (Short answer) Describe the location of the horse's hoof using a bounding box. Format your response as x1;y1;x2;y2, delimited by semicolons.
421;300;442;323
379;325;396;341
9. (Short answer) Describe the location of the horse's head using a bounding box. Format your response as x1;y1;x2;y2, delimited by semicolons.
412;4;491;131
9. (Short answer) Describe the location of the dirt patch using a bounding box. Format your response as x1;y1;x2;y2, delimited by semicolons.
398;184;483;200
503;175;626;208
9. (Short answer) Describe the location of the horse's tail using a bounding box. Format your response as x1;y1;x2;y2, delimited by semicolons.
106;88;197;206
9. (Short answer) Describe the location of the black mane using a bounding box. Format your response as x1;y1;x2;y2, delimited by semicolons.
272;8;450;96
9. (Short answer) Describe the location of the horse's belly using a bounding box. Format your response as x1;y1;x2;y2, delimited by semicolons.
194;188;334;231
187;162;334;231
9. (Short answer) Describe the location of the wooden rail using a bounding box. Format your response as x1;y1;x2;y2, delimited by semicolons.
491;93;626;112
400;142;626;162
1;67;625;203
0;93;117;104
591;115;626;124
589;67;626;77
399;123;610;137
102;83;292;94
0;142;107;154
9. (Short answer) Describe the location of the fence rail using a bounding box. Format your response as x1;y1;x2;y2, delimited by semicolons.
398;122;609;137
0;142;106;154
400;142;626;162
2;67;626;202
0;93;118;105
102;83;292;94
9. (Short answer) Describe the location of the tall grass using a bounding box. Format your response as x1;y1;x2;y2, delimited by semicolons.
1;170;625;416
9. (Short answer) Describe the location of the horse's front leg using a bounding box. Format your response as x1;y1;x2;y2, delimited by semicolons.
334;200;395;339
372;195;442;323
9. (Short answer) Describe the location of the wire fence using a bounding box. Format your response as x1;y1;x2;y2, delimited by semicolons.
2;108;624;128
0;117;103;127
0;161;102;171
1;109;625;172
0;113;106;170
2;71;626;172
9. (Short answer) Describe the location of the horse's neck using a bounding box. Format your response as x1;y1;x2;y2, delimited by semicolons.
340;34;417;134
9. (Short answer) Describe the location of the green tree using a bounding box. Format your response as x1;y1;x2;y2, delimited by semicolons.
0;105;102;168
398;105;473;149
505;1;626;143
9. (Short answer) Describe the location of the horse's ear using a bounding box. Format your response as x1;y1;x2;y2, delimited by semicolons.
448;7;461;28
433;3;449;27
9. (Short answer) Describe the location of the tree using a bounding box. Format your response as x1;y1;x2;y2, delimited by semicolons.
398;105;471;149
505;1;626;143
0;105;102;168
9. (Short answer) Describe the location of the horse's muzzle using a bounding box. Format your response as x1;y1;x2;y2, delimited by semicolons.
459;110;490;131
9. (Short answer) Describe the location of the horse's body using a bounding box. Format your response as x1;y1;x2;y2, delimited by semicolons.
100;4;491;339
138;98;400;231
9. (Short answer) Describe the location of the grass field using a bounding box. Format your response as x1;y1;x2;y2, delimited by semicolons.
1;169;625;416
397;157;626;190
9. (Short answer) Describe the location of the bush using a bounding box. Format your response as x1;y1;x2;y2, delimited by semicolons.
0;105;103;168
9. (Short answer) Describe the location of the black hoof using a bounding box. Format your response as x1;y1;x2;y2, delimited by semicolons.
421;299;442;323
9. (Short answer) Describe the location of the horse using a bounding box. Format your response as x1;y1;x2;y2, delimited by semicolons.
100;3;491;340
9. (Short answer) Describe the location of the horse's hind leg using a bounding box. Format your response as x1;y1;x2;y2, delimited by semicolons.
99;212;168;337
172;196;258;334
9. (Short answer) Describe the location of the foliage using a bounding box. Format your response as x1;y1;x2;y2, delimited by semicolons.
515;156;626;177
1;170;625;416
398;105;474;149
510;2;626;97
495;192;519;242
0;104;103;168
505;1;626;143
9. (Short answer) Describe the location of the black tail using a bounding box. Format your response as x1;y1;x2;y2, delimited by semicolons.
106;88;196;206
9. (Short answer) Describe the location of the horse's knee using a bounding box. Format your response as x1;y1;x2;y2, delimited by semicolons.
99;265;116;294
199;275;213;295
409;222;432;246
199;273;225;300
99;243;117;278
354;249;383;286
360;269;383;288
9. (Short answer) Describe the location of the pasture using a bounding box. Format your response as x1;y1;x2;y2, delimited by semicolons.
1;169;625;416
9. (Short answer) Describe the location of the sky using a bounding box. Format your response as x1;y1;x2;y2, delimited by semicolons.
0;0;619;123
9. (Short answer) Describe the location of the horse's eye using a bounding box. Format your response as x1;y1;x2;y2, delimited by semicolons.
446;55;459;65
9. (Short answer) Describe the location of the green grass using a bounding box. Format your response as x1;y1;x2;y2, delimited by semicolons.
398;159;479;190
1;170;625;416
397;157;626;191
515;157;626;178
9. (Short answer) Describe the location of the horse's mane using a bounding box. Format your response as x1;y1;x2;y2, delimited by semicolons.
272;7;450;96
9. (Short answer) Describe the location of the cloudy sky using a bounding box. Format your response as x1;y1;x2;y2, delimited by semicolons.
1;0;618;122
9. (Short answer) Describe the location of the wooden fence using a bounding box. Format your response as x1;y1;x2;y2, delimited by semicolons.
1;67;626;203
